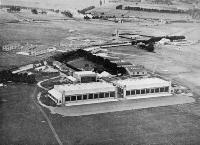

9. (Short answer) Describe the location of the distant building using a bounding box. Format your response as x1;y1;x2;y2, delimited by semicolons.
35;66;46;71
124;65;147;76
53;61;71;72
28;45;55;56
73;71;97;83
53;61;63;70
12;64;34;74
115;61;133;68
2;42;21;51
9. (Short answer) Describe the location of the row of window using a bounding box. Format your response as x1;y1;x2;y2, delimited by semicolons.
65;91;116;102
126;87;169;96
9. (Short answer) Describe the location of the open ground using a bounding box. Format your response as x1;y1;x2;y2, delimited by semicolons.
1;6;200;145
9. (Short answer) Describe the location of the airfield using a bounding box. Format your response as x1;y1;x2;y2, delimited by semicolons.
1;3;200;145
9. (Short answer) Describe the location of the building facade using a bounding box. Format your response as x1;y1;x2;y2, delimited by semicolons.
48;77;172;106
48;82;117;105
73;71;97;83
113;77;172;100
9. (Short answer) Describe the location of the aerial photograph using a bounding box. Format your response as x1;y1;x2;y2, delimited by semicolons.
0;0;200;144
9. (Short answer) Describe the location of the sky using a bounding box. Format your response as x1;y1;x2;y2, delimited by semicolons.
1;0;110;10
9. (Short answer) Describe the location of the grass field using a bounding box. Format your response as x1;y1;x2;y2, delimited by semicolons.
68;57;96;70
0;52;38;71
0;84;58;145
44;101;200;145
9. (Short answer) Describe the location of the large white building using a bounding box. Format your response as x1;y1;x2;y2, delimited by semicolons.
113;77;172;100
48;77;172;106
48;82;117;105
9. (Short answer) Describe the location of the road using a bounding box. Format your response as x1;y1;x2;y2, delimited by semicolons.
37;75;61;91
31;87;64;145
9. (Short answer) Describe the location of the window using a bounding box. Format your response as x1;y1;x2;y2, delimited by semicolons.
151;89;155;93
105;92;109;98
146;89;150;94
99;93;104;98
160;87;164;92
88;94;93;99
136;90;140;94
165;87;169;92
94;93;98;99
118;88;123;93
126;90;130;96
65;96;70;102
71;96;76;101
137;72;139;75
155;88;159;93
131;90;135;95
110;92;115;97
77;95;82;100
141;89;145;94
83;94;87;100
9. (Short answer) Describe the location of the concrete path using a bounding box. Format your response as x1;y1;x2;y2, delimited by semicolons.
49;95;194;117
37;75;61;91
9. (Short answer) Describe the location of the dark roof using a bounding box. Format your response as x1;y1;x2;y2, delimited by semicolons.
116;61;133;67
125;65;146;72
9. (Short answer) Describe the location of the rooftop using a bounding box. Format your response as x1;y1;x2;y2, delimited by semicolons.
113;77;170;90
74;71;96;76
125;65;146;72
116;61;133;67
54;82;115;96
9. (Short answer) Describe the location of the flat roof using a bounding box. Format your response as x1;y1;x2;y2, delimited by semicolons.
113;77;170;90
125;65;146;72
54;82;115;96
48;89;63;100
74;71;96;76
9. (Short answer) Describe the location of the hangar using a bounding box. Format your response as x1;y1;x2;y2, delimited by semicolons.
48;82;117;106
113;77;172;100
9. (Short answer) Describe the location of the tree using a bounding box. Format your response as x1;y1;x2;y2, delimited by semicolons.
7;6;21;12
116;5;123;10
61;11;73;18
31;9;38;14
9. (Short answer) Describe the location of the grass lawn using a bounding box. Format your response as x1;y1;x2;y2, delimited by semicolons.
68;57;96;70
47;104;200;145
0;84;57;145
0;52;38;70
